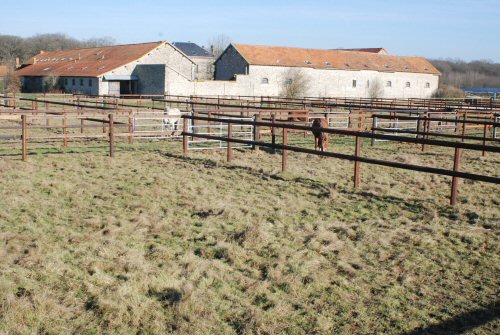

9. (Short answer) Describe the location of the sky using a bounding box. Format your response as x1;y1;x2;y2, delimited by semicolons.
1;0;499;62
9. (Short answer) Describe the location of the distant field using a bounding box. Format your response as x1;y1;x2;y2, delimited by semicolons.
0;138;498;334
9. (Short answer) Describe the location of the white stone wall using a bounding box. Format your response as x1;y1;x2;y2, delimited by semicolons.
165;65;439;98
240;65;439;98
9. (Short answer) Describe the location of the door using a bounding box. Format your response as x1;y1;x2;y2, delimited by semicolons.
108;81;120;96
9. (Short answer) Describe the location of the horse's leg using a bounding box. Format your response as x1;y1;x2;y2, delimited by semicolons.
172;121;177;136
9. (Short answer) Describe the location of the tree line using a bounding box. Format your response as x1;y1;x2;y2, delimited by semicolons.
0;33;115;66
430;59;500;88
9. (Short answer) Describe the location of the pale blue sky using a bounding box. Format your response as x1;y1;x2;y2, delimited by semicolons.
1;0;499;61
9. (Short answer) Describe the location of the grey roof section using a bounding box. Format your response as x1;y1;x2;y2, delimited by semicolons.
172;42;212;57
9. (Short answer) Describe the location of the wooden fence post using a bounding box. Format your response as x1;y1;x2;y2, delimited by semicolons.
421;113;429;152
461;113;467;142
282;127;288;172
416;116;422;139
371;116;377;146
183;116;188;156
450;148;462;206
21;115;27;161
80;112;84;134
482;124;487;157
253;114;261;151
109;114;114;157
129;111;134;144
63;113;68;147
272;113;277;154
354;136;361;188
227;123;233;162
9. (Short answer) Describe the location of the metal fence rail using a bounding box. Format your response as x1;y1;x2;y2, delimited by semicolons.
188;116;254;150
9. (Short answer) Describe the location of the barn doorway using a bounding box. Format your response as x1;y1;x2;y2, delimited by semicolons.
103;75;138;96
119;80;138;95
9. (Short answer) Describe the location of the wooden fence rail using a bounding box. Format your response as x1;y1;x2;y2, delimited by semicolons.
182;115;500;206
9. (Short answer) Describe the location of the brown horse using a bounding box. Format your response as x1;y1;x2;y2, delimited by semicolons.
311;117;329;151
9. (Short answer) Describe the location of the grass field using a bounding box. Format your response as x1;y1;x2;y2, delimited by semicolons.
0;137;498;334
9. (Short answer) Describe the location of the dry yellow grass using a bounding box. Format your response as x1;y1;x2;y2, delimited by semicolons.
0;137;498;334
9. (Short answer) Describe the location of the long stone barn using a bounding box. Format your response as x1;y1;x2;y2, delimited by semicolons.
211;44;441;98
16;41;441;99
16;41;196;96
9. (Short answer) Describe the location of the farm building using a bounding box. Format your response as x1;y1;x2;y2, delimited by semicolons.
15;41;441;99
16;41;196;96
213;44;441;98
172;42;215;80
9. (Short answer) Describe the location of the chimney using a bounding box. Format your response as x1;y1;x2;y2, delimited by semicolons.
15;57;20;68
40;50;45;54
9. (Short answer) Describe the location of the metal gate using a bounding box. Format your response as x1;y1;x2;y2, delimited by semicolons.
132;110;187;139
373;115;418;142
187;116;254;150
308;110;350;129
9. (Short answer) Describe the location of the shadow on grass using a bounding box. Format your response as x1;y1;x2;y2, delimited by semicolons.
402;300;499;335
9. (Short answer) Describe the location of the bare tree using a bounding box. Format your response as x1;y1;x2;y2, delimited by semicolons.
432;84;464;98
43;75;63;93
368;79;383;98
281;68;310;98
208;34;232;58
5;68;21;93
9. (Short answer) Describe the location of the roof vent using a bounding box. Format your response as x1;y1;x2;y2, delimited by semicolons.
424;67;429;71
305;60;312;65
363;64;368;68
345;63;350;67
383;64;390;68
325;61;332;66
43;67;51;71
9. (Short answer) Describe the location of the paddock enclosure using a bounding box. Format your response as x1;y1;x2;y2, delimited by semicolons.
1;93;499;334
1;93;499;205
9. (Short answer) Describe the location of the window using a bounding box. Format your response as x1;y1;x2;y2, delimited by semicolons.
88;79;92;87
366;80;370;88
64;78;68;85
425;82;431;88
261;78;269;84
72;79;76;85
80;79;84;86
285;79;293;85
352;80;357;88
405;82;411;88
195;64;199;73
386;81;392;87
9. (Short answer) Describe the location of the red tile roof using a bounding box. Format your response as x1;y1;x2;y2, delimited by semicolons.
232;44;440;75
16;42;165;77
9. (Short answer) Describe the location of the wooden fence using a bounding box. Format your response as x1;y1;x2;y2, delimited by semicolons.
182;114;500;206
